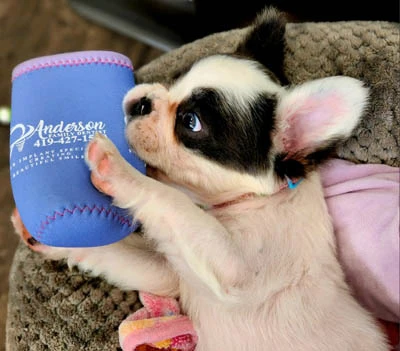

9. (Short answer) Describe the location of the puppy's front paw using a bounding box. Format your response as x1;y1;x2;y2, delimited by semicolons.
85;133;122;197
85;133;140;208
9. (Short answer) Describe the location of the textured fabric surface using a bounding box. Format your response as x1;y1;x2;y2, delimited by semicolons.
7;21;399;351
7;244;141;351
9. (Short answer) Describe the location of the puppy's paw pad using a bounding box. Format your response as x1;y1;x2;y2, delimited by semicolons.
85;134;121;196
90;171;115;196
85;133;117;169
96;152;112;177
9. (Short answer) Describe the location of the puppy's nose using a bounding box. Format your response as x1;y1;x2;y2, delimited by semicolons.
125;96;152;122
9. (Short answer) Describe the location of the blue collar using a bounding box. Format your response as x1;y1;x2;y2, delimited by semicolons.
285;175;304;190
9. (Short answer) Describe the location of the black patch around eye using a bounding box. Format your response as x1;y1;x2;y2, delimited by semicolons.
175;88;277;174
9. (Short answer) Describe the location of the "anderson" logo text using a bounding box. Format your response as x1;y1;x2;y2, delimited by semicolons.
10;119;106;157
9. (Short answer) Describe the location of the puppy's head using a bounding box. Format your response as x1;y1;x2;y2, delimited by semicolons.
123;8;368;205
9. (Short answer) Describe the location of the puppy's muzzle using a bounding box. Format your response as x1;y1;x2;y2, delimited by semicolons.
125;96;152;123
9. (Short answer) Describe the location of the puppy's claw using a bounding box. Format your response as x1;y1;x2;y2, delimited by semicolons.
27;236;39;246
11;208;46;253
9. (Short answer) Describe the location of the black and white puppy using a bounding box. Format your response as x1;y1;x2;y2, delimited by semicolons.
19;8;389;351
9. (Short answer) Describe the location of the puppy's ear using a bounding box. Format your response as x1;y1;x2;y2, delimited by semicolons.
236;7;287;84
274;76;369;178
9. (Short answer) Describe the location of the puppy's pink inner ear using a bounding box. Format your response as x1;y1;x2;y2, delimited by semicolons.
280;93;347;155
276;76;368;157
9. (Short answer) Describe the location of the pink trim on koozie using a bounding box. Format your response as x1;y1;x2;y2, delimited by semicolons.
12;51;134;81
35;204;133;240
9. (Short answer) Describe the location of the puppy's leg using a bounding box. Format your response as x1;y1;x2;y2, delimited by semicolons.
87;134;249;300
11;208;179;296
67;234;179;296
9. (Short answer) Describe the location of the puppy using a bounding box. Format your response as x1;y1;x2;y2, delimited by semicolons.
14;8;388;351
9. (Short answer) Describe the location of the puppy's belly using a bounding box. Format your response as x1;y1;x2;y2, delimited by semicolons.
179;284;283;351
179;283;388;351
181;293;270;351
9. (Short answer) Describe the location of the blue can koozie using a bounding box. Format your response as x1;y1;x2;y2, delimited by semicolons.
10;51;145;247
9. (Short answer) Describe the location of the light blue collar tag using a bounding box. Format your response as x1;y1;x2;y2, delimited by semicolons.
285;175;304;190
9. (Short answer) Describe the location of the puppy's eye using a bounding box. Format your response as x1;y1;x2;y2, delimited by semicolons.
182;112;202;132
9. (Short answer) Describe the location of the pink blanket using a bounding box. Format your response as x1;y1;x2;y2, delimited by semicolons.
119;159;399;350
321;159;399;323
